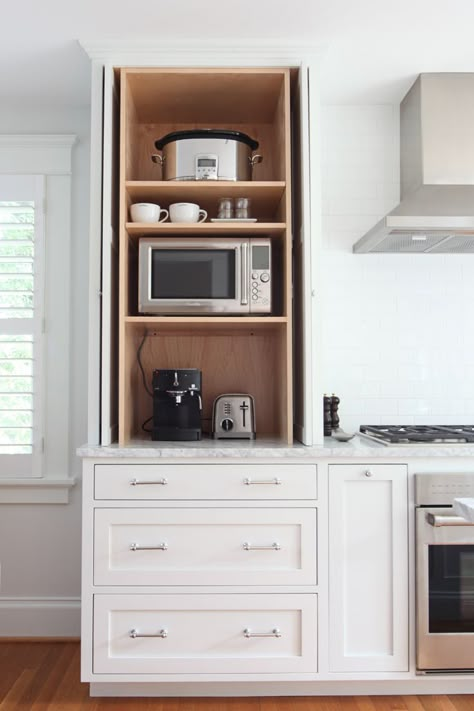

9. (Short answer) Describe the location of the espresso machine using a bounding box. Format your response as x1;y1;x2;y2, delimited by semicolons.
152;369;202;441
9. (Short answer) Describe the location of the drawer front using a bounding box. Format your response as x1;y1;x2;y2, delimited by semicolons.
93;593;318;675
94;508;317;586
94;463;317;501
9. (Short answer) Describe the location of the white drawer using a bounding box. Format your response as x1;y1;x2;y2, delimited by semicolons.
93;593;318;675
94;508;317;586
94;463;317;501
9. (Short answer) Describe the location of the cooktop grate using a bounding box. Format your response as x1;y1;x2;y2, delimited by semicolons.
359;425;474;444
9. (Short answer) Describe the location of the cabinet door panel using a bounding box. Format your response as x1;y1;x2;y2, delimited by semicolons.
328;463;408;672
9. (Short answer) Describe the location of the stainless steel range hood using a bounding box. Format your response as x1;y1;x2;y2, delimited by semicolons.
353;73;474;254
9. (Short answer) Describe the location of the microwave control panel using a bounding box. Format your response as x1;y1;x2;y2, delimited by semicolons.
250;243;271;313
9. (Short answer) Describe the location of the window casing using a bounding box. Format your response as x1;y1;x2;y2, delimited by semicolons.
0;175;44;477
0;135;76;503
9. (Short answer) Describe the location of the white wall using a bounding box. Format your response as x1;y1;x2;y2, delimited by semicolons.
320;104;474;434
0;105;89;635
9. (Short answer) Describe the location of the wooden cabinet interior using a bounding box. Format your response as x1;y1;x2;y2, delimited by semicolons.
123;321;291;443
118;66;293;445
122;68;289;183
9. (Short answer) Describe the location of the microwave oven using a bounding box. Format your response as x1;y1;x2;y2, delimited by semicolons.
138;237;272;315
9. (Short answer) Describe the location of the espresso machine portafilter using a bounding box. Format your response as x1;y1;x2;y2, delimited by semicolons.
152;369;202;441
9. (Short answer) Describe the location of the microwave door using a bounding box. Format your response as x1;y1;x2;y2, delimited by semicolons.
141;240;248;315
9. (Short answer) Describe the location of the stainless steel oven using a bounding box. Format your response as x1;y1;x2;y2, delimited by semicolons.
415;473;474;673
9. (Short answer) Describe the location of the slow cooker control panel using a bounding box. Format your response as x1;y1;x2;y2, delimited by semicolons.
195;154;218;180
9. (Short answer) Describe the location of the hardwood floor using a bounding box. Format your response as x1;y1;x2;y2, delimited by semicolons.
0;641;473;711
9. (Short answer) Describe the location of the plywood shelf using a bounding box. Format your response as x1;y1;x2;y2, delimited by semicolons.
126;180;284;200
125;316;288;333
126;222;286;237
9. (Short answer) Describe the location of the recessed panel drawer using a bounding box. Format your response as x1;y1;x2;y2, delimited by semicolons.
93;593;318;675
94;463;317;501
94;508;317;586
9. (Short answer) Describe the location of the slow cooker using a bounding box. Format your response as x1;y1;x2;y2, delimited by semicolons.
151;129;263;181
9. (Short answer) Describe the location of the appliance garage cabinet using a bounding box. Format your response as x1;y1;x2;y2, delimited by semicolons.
80;48;318;697
95;63;316;448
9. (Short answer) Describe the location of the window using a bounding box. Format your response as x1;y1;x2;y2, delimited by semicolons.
0;175;44;477
0;135;76;503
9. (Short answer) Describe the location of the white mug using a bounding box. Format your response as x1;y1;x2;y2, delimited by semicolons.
130;203;168;223
169;202;208;223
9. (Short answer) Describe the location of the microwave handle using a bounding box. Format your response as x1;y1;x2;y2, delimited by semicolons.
241;243;249;306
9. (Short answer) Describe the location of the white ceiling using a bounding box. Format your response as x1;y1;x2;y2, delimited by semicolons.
5;0;474;107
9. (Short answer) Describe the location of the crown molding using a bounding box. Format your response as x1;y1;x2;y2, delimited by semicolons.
78;39;327;67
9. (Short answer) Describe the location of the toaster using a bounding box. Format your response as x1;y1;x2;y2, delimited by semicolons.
212;394;256;439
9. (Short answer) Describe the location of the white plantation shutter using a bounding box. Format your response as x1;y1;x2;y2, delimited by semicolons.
0;175;44;477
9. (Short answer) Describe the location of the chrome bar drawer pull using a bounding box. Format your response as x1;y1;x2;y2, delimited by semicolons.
243;542;281;551
244;628;281;638
243;477;282;486
130;542;168;551
129;628;168;639
130;478;168;486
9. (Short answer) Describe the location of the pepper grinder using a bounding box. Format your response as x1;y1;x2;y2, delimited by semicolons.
331;393;340;431
323;394;333;436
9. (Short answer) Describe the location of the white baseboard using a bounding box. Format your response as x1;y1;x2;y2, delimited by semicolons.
0;596;80;637
90;678;474;697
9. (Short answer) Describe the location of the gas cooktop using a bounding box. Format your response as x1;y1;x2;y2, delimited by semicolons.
359;425;474;445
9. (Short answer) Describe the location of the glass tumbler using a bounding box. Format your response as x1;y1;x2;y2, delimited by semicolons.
217;197;234;219
235;197;251;219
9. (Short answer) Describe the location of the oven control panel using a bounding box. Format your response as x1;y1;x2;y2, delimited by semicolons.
415;473;474;506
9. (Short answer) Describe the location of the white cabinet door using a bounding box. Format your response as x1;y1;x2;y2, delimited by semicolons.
99;65;120;446
328;463;408;672
87;63;120;446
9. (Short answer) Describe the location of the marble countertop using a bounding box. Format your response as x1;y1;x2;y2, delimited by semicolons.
77;435;474;459
454;498;474;522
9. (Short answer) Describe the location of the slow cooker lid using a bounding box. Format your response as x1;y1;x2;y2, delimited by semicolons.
154;129;259;151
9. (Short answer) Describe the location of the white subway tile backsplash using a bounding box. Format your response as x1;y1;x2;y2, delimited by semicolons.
323;214;381;233
376;182;400;201
363;398;399;416
378;381;425;398
325;198;390;216
397;399;431;416
413;415;465;425
320;103;474;427
323;181;378;201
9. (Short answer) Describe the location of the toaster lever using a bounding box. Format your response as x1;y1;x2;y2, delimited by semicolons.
240;400;249;427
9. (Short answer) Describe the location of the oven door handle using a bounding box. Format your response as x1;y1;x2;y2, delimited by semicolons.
426;512;474;527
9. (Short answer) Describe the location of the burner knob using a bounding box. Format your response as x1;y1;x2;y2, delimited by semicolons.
221;418;234;432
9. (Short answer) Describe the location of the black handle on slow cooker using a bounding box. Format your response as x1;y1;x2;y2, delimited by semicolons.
154;129;259;152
